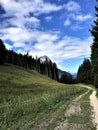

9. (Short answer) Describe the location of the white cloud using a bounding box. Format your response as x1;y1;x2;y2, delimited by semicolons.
37;2;63;14
64;19;71;26
4;42;12;50
76;14;92;21
1;23;92;64
0;0;93;70
45;16;52;21
0;0;63;16
0;27;32;42
63;1;93;30
1;23;92;66
64;13;92;29
65;1;80;12
26;17;40;23
25;16;40;28
70;24;83;30
13;42;26;48
0;0;64;31
0;0;64;43
29;35;92;64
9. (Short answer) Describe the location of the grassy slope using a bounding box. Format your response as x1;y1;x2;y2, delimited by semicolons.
0;65;87;130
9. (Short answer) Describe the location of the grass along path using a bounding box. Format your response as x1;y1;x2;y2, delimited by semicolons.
54;85;96;130
90;89;98;130
0;65;87;130
30;90;87;130
0;65;96;130
82;85;98;130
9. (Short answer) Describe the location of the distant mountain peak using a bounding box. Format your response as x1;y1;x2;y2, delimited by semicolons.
40;55;51;63
71;73;77;79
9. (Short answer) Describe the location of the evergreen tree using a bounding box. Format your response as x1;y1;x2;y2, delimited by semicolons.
90;1;98;87
24;52;29;69
52;63;59;81
36;58;41;72
77;58;92;84
60;73;73;84
4;44;59;81
0;39;6;65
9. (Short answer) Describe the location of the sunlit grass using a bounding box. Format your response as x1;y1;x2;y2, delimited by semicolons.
0;65;86;130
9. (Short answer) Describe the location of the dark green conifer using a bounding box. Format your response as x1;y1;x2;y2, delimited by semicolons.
0;39;6;65
90;1;98;87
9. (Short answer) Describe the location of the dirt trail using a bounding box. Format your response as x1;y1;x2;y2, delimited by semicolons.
90;90;98;130
32;88;90;130
31;85;98;130
54;90;89;130
54;85;98;130
79;85;98;130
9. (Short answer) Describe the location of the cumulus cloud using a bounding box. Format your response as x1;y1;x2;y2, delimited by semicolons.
0;0;64;30
64;1;93;29
65;1;80;12
1;24;92;64
76;14;92;21
0;27;32;43
64;19;71;26
0;0;63;16
29;35;92;64
4;42;12;50
45;16;52;21
0;0;93;70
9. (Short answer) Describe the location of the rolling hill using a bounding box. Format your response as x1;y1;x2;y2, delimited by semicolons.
0;65;89;130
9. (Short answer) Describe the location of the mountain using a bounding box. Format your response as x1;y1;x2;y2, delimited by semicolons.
39;55;76;81
40;55;51;63
40;55;73;79
72;73;77;79
58;69;72;79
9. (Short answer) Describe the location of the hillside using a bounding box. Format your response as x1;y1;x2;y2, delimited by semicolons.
0;65;95;130
58;69;72;79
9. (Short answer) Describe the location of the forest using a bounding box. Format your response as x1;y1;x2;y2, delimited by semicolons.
0;39;59;81
0;37;76;84
77;4;98;88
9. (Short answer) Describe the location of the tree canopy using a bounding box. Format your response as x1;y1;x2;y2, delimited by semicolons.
0;39;6;65
0;39;59;81
77;58;92;84
90;1;98;87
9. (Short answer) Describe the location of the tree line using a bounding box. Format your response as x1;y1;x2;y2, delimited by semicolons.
77;0;98;88
0;39;75;84
0;39;59;81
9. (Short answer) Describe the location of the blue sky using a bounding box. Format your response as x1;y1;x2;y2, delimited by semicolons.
0;0;96;73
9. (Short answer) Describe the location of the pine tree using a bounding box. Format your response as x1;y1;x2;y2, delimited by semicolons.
90;1;98;87
60;74;73;84
77;58;92;84
0;39;6;65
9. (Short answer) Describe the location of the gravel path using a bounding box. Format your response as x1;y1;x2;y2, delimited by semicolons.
82;85;98;130
54;89;89;130
90;90;98;130
54;85;98;130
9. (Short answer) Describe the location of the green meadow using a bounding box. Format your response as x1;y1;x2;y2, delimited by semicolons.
0;65;87;130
